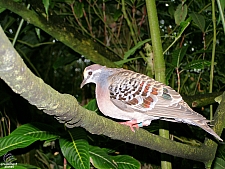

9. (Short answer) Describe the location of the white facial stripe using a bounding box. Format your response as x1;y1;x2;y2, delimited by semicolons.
83;68;102;79
83;69;89;78
93;69;102;74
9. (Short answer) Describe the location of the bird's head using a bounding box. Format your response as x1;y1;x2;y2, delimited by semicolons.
80;64;105;88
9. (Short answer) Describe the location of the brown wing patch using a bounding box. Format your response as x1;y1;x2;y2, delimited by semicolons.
144;84;151;92
140;82;152;97
109;70;163;111
127;98;139;105
151;87;158;95
142;96;154;108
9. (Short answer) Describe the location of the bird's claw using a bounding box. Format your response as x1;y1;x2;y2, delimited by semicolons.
119;119;141;132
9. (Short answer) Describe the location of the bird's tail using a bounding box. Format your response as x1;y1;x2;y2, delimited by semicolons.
193;120;223;142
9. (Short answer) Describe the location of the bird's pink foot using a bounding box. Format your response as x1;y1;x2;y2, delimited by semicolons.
119;119;139;132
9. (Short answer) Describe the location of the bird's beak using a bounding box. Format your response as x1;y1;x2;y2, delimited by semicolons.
80;79;86;88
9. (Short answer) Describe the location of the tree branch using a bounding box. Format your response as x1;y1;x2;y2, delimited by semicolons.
183;92;223;108
0;26;224;163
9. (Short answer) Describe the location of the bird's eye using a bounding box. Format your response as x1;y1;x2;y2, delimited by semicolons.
88;71;92;75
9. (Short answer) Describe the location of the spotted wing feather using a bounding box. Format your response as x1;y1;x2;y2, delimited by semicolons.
107;70;224;141
108;70;206;121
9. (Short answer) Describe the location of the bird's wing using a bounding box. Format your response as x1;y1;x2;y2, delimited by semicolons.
108;70;207;121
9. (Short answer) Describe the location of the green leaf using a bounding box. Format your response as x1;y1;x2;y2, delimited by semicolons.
189;12;205;32
42;0;50;17
180;17;192;30
0;135;38;156
217;0;225;24
136;1;145;8
168;4;175;18
124;39;151;60
89;145;117;169
213;157;225;169
11;123;59;140
74;1;84;18
112;155;141;169
83;99;98;111
114;57;142;66
174;4;187;25
59;128;89;169
0;7;6;13
113;9;122;21
172;46;189;68
183;60;211;70
0;123;59;156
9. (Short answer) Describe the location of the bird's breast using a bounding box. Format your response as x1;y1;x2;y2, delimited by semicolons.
95;85;151;122
95;85;131;120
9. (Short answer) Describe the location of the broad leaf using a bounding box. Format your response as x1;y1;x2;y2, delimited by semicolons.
89;145;117;169
112;155;141;169
0;123;59;156
0;135;38;156
0;7;6;13
183;60;211;70
11;123;59;140
189;12;205;32
174;4;187;25
113;9;122;21
213;157;225;169
74;1;84;18
84;99;98;111
59;128;89;169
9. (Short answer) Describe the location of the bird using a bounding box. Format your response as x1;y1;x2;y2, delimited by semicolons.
80;64;223;142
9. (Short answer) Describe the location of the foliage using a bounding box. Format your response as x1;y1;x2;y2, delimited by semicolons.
0;123;140;169
0;0;225;168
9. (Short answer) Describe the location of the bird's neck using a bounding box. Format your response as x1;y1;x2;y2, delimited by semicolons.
95;82;109;100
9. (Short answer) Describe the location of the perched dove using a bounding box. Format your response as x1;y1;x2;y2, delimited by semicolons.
80;64;223;141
